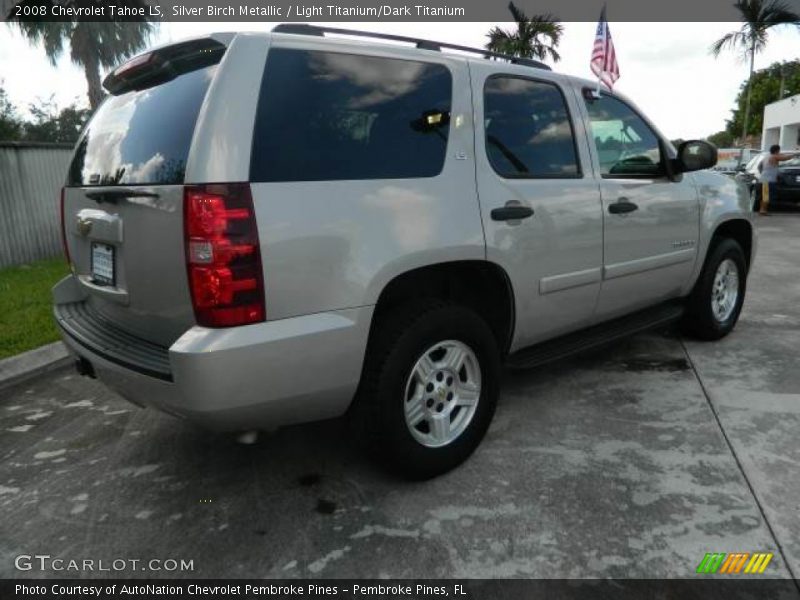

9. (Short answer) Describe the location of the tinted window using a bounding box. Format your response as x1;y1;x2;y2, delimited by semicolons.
484;76;579;178
584;94;663;177
68;64;217;186
250;49;452;182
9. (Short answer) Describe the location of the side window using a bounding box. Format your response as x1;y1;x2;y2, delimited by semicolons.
483;76;580;179
250;48;452;182
584;94;664;178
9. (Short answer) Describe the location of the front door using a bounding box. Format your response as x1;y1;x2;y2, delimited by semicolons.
578;90;700;319
471;63;604;350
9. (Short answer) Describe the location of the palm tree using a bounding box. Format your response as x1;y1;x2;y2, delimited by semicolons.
9;7;156;110
711;0;799;148
486;2;564;63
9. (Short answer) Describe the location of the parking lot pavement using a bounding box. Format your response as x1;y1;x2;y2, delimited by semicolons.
1;216;799;582
684;214;800;580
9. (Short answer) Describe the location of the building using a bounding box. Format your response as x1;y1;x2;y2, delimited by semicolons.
762;93;800;151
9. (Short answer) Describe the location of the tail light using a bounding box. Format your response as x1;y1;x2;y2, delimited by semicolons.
184;183;265;328
60;187;72;266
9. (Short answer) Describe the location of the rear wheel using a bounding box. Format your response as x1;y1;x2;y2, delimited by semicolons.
682;238;747;340
354;302;500;479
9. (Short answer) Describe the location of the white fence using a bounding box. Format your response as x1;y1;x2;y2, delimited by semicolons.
0;142;73;269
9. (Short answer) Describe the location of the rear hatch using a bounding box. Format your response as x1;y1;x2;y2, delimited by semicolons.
63;37;228;347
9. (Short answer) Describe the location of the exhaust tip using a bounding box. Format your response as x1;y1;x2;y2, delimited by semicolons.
75;357;96;379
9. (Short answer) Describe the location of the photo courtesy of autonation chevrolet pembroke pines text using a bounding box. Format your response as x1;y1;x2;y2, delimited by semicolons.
1;0;800;597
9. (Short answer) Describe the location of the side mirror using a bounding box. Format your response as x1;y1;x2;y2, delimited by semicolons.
676;140;718;173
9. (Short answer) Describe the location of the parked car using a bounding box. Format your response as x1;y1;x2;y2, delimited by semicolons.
736;153;800;207
54;26;755;478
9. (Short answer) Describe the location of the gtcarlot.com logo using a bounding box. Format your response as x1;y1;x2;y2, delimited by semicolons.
15;555;194;572
696;552;773;574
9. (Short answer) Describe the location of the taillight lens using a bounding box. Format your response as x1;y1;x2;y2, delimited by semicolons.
184;183;265;327
60;187;72;266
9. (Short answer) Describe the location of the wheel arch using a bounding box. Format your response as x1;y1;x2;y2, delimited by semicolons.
369;260;516;356
711;218;754;272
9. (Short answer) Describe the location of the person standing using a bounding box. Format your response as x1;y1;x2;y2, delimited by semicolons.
758;145;800;215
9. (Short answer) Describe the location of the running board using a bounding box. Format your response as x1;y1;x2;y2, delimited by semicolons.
505;302;685;370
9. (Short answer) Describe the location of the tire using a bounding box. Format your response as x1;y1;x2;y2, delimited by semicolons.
682;238;747;341
353;301;501;479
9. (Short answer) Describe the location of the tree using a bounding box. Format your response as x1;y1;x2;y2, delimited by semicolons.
0;83;90;143
486;2;564;63
725;59;800;138
23;96;91;143
707;130;736;147
8;8;156;109
711;0;799;148
0;83;23;141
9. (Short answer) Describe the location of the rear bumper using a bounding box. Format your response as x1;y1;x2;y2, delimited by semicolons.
53;276;373;431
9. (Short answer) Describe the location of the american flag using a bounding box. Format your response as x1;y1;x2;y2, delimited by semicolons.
590;6;620;89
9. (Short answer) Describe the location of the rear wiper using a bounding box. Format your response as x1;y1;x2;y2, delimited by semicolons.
85;188;160;204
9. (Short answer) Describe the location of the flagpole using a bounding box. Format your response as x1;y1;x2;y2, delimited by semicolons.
593;3;607;97
599;3;606;94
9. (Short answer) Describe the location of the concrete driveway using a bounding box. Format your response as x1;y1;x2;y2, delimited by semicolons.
1;215;799;582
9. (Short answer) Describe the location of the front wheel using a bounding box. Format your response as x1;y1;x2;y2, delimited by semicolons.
354;302;501;479
682;238;747;340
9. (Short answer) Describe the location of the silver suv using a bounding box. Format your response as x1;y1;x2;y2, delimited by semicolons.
54;26;755;478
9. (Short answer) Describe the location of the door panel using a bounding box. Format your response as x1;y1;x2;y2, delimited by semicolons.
578;90;700;319
597;178;699;316
471;64;603;350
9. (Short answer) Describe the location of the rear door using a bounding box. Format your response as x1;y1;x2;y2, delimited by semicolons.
63;38;227;346
577;90;700;319
470;63;603;349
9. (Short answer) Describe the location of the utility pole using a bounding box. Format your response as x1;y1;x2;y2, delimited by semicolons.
737;39;757;168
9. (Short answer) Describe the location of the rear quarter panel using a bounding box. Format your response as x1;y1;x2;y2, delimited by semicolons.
245;36;485;320
185;33;270;183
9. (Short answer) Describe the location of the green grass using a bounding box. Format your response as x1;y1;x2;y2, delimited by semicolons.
0;258;70;359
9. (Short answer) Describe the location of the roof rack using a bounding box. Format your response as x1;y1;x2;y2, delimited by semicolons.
271;24;552;71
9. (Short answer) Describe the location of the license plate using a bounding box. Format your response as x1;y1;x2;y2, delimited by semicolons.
91;243;115;286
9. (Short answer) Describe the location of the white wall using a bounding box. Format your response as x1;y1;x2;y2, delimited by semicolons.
763;94;800;151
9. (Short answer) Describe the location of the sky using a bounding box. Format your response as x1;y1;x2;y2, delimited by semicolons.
0;21;798;140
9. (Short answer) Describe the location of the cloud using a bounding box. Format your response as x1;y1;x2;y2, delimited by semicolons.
2;21;798;140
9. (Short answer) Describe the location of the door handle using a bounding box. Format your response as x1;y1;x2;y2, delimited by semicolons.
608;199;639;214
491;203;534;221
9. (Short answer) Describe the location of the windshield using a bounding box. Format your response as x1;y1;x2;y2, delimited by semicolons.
784;156;800;168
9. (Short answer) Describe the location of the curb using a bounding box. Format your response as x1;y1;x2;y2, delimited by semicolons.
0;342;72;391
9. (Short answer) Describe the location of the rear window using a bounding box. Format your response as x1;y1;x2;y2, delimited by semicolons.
250;48;452;182
68;64;217;187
